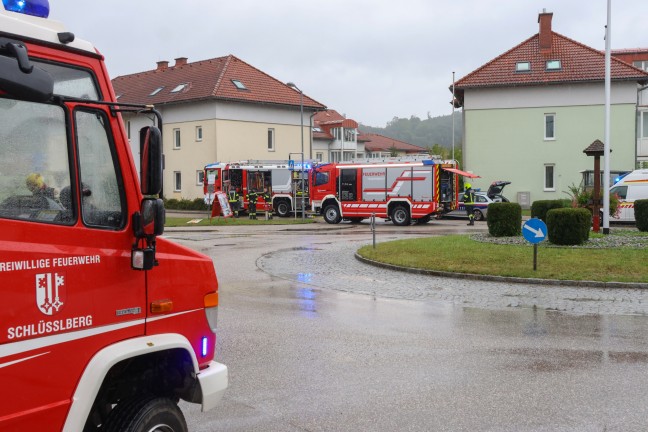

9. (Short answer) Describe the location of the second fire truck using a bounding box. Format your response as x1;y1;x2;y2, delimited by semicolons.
204;160;312;217
310;157;465;225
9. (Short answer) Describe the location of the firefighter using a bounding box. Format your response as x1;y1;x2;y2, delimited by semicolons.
246;189;259;220
463;183;476;226
263;187;273;220
26;172;55;199
228;187;241;218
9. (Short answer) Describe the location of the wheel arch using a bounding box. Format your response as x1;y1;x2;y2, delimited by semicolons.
63;334;199;432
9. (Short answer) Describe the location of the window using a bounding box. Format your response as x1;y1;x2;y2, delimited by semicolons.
316;152;323;162
642;112;648;139
314;171;329;186
171;84;186;93
546;60;562;71
174;171;182;192
76;109;125;228
127;120;131;140
196;170;205;185
0;100;73;225
544;164;555;191
173;128;181;149
633;61;648;71
610;185;627;200
196;126;203;141
544;114;555;140
267;128;275;151
150;87;164;96
516;61;531;72
33;60;100;100
232;79;247;90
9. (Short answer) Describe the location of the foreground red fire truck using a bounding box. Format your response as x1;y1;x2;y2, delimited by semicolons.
310;157;463;225
0;2;227;431
204;160;311;217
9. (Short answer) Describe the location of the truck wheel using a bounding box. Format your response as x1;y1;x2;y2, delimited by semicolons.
323;205;342;224
103;396;187;432
276;200;291;217
391;205;411;226
473;209;484;221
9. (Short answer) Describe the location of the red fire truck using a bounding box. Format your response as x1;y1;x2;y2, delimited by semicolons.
0;2;227;431
310;157;463;225
204;160;311;217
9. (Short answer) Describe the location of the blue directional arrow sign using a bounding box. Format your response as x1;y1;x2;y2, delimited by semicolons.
523;218;547;244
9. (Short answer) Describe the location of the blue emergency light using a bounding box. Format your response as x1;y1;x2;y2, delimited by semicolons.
2;0;49;18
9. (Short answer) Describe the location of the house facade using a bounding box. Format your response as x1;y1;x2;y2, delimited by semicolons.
360;133;427;158
453;12;648;205
113;55;325;200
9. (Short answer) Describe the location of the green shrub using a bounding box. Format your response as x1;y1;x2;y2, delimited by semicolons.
531;200;569;222
546;208;591;245
635;199;648;232
163;198;209;211
487;202;522;237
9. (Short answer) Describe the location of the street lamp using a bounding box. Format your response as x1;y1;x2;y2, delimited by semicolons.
287;82;305;220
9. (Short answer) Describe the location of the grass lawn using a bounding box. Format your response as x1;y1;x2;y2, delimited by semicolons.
357;232;648;283
165;216;317;227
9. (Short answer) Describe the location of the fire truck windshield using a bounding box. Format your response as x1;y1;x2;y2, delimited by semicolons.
33;60;99;100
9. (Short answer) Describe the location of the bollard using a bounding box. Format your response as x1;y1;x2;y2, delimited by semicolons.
371;213;376;249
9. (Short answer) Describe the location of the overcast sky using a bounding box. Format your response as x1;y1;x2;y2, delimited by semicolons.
50;1;646;127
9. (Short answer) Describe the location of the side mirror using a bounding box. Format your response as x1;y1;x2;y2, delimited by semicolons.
131;198;165;271
140;126;162;196
133;198;165;238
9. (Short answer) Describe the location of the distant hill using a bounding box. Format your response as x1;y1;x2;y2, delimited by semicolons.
360;112;463;150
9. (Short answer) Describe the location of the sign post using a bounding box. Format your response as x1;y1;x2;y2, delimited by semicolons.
522;218;547;271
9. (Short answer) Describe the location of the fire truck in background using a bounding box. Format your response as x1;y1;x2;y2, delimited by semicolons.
204;160;312;217
0;2;227;431
310;156;464;225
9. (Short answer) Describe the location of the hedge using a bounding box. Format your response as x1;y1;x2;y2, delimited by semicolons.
546;208;591;245
487;202;522;237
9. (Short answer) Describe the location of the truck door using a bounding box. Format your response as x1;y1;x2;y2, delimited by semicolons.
339;168;357;201
0;100;146;429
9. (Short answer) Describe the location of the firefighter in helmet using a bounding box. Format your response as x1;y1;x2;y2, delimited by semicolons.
463;182;476;226
246;189;259;220
26;172;55;199
228;187;241;218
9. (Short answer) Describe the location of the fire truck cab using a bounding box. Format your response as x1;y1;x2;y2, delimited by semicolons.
0;2;227;431
310;157;459;225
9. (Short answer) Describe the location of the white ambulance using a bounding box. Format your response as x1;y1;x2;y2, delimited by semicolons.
610;169;648;222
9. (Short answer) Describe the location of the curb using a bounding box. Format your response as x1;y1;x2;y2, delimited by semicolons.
354;253;648;289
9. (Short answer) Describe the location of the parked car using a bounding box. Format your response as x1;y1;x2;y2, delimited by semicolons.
445;181;510;221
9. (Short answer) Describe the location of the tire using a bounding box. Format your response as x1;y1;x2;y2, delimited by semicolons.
103;396;187;432
275;200;291;217
473;209;484;221
323;205;342;224
391;205;411;226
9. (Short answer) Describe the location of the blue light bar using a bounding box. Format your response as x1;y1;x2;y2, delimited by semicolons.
3;0;50;18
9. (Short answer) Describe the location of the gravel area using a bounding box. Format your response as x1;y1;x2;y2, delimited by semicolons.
471;227;648;249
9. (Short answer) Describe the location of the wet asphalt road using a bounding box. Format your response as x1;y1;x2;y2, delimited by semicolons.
166;219;648;431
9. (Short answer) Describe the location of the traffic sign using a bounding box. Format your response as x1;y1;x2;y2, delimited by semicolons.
288;159;295;171
523;218;547;244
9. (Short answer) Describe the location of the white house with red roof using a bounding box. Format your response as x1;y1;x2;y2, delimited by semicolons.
113;55;325;200
453;12;648;205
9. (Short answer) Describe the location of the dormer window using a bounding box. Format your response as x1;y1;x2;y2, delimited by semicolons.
232;79;247;90
516;62;531;72
150;87;164;96
546;60;562;71
170;84;187;93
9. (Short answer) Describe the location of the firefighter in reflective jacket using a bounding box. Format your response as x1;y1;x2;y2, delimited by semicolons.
263;188;273;220
463;183;475;226
246;190;259;220
228;187;241;218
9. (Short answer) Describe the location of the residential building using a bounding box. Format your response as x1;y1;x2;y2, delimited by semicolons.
312;110;363;162
360;133;427;158
112;55;325;200
453;12;648;205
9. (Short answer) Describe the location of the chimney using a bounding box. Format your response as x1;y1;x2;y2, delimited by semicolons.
174;57;188;67
538;10;553;54
156;60;169;71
